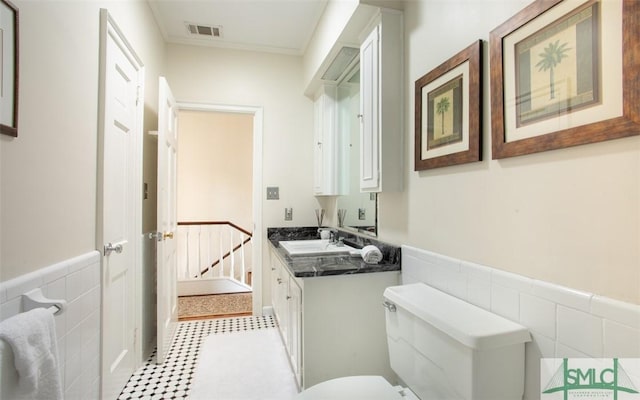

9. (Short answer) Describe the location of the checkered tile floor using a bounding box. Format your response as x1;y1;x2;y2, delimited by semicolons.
118;316;277;399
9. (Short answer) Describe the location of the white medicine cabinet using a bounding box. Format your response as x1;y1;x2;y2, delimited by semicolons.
359;9;403;193
311;7;403;195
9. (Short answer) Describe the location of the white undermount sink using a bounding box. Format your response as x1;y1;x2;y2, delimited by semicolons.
279;239;356;257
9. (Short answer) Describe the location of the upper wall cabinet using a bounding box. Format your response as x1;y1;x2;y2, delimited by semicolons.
359;10;403;193
313;84;345;196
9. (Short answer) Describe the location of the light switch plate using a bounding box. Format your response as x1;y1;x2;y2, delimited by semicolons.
284;208;293;221
267;186;279;200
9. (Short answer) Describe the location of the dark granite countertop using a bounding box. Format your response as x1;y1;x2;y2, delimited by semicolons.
267;227;401;278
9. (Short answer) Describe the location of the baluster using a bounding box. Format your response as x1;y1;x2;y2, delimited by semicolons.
186;226;192;279
229;224;235;281
218;226;224;278
240;233;246;285
202;225;208;278
184;227;190;279
206;225;212;278
247;236;252;287
192;225;198;278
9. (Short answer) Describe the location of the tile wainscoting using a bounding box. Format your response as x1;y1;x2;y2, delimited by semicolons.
0;251;101;399
402;245;640;400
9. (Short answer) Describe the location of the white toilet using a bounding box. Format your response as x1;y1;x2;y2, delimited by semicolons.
295;282;531;400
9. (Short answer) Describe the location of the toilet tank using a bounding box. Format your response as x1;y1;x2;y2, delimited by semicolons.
383;283;531;400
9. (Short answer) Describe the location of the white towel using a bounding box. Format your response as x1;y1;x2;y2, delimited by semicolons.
0;308;63;400
361;245;383;264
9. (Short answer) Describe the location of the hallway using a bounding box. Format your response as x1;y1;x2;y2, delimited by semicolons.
118;316;279;399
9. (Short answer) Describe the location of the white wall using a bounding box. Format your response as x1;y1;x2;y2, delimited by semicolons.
165;44;321;306
177;110;253;229
0;1;166;282
376;0;640;304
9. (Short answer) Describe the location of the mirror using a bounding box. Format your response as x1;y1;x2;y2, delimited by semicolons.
336;65;377;236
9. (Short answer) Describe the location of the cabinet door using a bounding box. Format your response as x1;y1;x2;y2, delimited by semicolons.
287;277;303;387
313;98;325;194
313;85;340;195
277;265;289;347
271;253;289;345
359;25;380;192
270;253;278;317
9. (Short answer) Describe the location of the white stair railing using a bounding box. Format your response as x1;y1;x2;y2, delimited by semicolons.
176;221;252;288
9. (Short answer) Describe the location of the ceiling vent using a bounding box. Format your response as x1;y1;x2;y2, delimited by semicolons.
322;47;359;82
185;22;223;38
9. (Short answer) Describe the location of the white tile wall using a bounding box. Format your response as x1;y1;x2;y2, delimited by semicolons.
0;251;101;400
401;245;640;400
520;293;556;339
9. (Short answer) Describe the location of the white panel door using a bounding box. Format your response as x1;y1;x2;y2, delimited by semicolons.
156;77;179;364
97;10;144;400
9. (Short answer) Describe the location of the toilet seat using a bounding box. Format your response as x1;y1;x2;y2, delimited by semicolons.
294;376;418;400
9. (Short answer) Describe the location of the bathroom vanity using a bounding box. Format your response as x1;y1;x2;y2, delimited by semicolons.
267;227;401;389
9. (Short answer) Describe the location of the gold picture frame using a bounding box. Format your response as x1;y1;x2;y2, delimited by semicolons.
414;40;482;170
0;0;18;137
490;0;640;159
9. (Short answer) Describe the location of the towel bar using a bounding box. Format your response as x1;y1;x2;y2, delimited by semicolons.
46;305;61;314
22;288;67;316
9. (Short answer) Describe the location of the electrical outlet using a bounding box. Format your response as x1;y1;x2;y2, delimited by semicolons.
284;208;293;221
266;186;279;200
359;208;366;220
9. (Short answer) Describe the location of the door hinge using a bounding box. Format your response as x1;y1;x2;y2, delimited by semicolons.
136;85;141;106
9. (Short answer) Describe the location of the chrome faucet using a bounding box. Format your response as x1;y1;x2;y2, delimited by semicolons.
326;229;341;245
329;231;337;244
327;230;345;247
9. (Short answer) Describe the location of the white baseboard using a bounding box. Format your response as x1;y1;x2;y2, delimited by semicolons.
262;305;274;316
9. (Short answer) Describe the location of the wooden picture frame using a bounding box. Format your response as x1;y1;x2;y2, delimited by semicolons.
415;40;482;171
0;0;18;137
490;0;640;159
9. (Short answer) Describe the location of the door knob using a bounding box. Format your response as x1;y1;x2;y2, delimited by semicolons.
148;232;162;241
163;231;174;240
104;242;123;256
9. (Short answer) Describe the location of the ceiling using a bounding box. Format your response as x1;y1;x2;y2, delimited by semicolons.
148;0;329;56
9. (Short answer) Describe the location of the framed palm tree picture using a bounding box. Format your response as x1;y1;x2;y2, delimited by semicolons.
414;40;482;171
490;0;640;159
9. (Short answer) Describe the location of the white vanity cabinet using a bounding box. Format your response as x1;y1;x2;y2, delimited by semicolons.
270;251;303;386
270;246;398;390
359;9;403;192
313;85;344;196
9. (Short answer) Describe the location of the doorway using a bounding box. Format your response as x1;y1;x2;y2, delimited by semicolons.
175;103;263;319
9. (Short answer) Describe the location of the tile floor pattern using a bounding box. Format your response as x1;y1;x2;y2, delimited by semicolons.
118;315;277;399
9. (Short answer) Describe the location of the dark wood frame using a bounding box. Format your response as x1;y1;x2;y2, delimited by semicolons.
490;0;640;159
414;40;482;171
0;0;18;137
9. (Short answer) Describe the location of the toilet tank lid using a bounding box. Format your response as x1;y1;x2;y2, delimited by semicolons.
383;283;531;350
